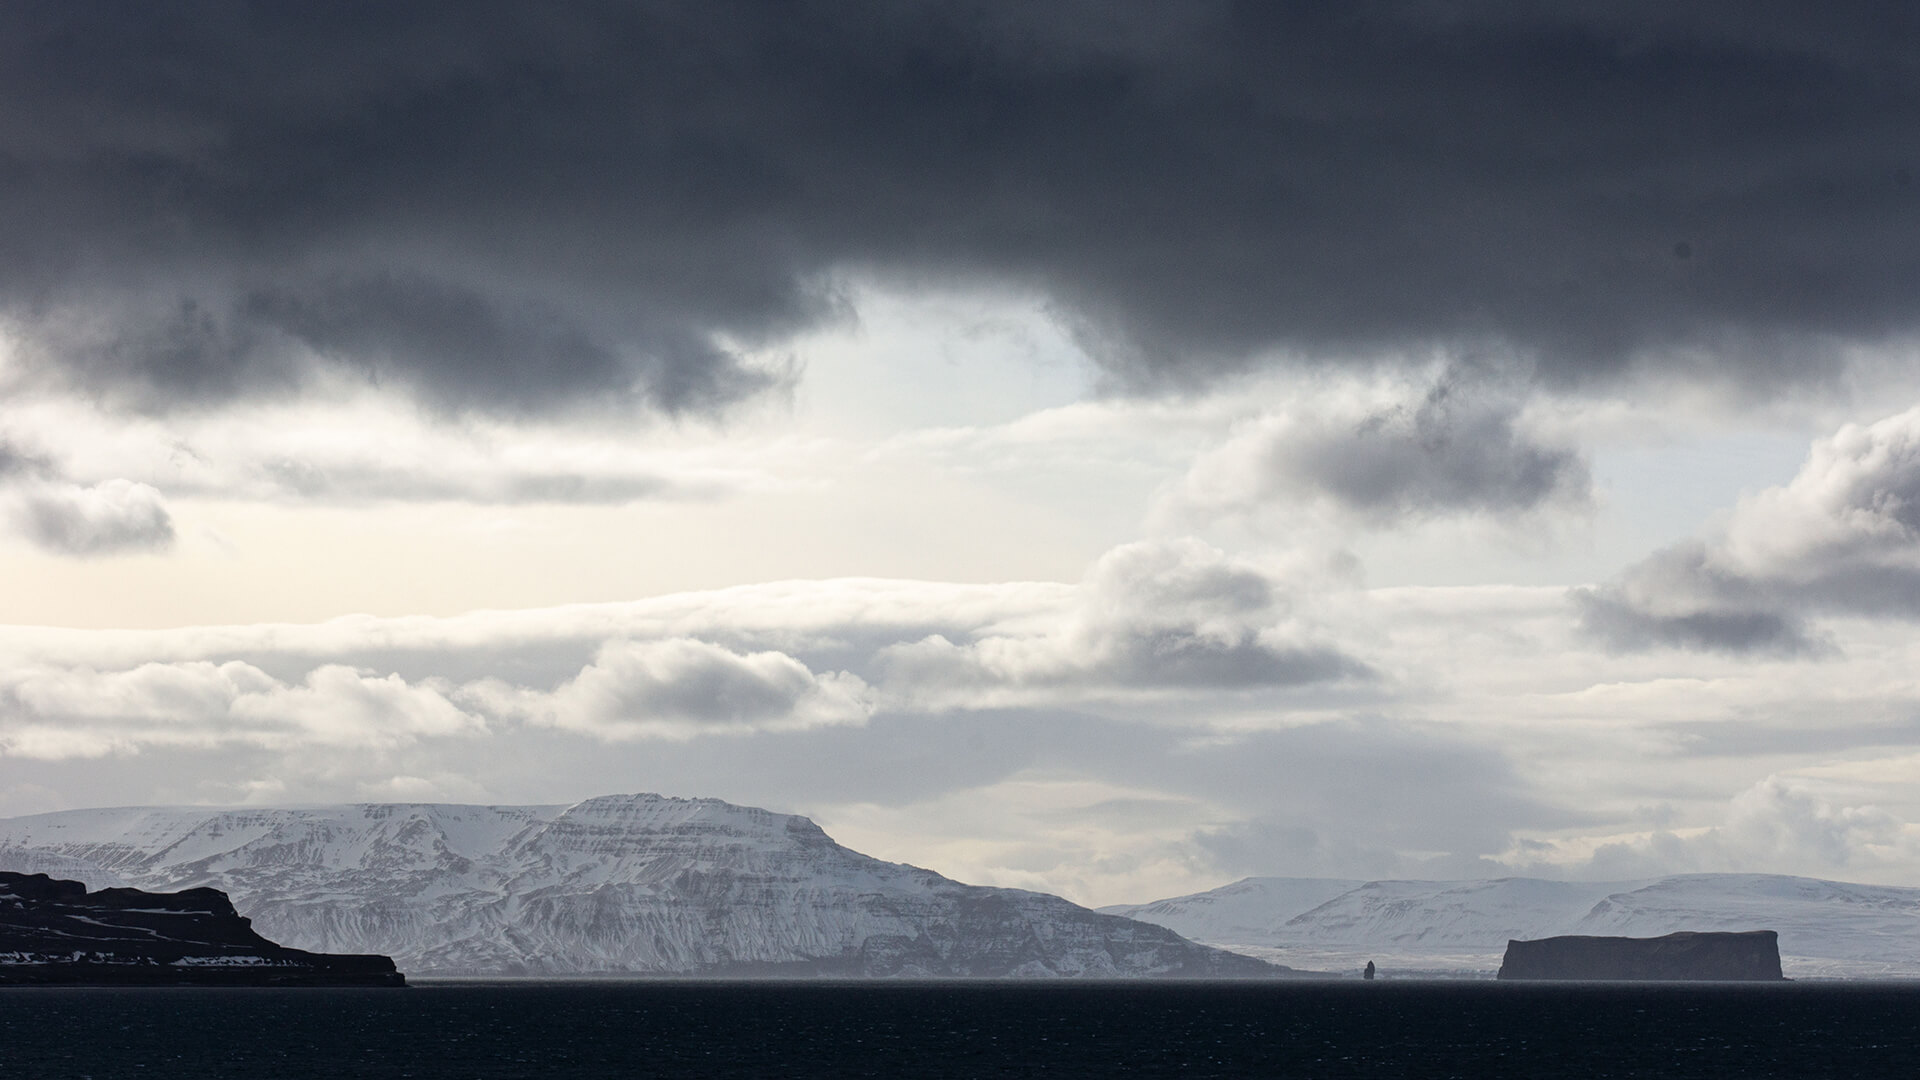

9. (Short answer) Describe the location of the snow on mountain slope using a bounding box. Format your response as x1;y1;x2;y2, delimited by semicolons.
0;845;129;887
1110;875;1920;978
0;795;1284;978
1268;878;1651;951
1568;875;1920;977
1099;878;1363;944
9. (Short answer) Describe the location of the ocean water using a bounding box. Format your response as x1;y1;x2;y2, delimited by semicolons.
3;980;1916;1078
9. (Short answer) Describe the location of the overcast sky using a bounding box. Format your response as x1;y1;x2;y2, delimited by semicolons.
5;2;1920;906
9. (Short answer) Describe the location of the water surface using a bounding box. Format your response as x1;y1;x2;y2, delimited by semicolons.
4;979;1915;1078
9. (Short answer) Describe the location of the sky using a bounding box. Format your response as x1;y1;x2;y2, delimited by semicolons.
5;1;1920;907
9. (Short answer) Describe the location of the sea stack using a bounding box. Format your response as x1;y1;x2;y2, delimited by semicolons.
0;871;404;986
1497;930;1784;981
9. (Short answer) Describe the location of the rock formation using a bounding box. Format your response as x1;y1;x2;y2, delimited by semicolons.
0;871;404;986
1496;930;1784;981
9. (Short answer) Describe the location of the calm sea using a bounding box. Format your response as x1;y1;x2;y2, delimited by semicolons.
3;980;1916;1078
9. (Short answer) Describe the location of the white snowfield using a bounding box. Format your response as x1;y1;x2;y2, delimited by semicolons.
1100;875;1920;978
0;794;1267;978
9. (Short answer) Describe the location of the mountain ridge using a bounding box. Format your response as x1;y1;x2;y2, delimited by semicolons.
0;794;1293;979
1102;873;1920;978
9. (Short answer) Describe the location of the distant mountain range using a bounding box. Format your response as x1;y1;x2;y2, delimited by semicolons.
1100;875;1920;978
8;794;1912;979
0;794;1283;979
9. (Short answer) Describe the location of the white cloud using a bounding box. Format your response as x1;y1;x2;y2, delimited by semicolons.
0;638;873;758
1719;777;1908;870
4;540;1318;719
9;479;174;556
1579;403;1920;653
1172;367;1588;525
352;772;495;803
461;638;873;740
0;660;482;758
232;665;483;745
0;394;763;508
1518;776;1920;882
877;539;1369;709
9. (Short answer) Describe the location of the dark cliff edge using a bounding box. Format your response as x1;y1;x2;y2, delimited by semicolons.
0;871;404;986
1497;930;1784;981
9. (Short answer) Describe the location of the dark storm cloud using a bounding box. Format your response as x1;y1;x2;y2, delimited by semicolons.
3;2;1918;413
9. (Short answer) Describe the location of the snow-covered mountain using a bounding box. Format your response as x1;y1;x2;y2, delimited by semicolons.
1102;875;1920;978
1104;877;1365;945
0;794;1284;978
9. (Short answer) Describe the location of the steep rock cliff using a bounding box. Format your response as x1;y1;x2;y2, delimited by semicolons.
1497;931;1784;981
0;871;403;985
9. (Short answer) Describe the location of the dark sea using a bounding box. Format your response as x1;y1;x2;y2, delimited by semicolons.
3;980;1916;1079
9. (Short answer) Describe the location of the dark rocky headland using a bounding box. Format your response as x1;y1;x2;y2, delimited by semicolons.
1497;930;1784;981
0;871;403;986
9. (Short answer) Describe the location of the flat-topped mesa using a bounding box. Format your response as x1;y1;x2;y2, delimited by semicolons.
0;871;403;986
1498;930;1784;981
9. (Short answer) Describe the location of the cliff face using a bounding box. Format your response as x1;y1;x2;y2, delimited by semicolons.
0;871;404;986
1497;931;1783;981
0;796;1292;978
